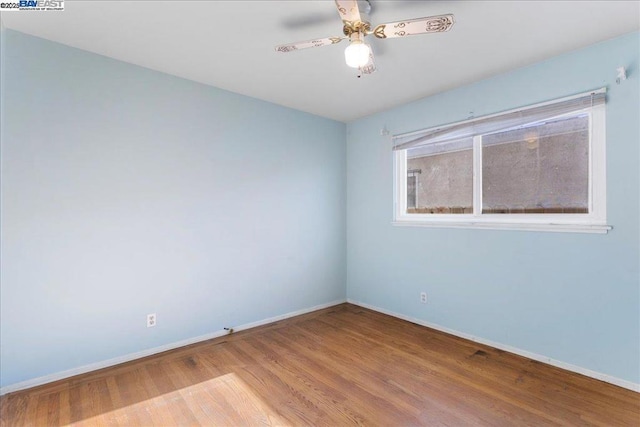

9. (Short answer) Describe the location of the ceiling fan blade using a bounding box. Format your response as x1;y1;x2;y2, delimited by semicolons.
275;36;346;53
359;50;376;75
335;0;362;24
372;14;454;39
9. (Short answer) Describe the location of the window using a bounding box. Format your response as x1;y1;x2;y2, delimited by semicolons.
393;89;610;233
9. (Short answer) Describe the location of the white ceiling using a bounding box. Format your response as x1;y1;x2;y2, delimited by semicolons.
2;1;639;122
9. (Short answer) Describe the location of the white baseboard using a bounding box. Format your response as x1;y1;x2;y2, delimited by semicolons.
0;298;347;396
348;299;640;393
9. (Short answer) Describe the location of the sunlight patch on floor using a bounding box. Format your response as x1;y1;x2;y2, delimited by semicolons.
77;373;290;426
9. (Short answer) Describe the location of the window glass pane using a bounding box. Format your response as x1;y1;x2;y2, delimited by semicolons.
407;175;417;209
482;115;588;214
406;139;473;214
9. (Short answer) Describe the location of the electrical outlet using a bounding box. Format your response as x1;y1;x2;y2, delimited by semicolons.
147;313;156;328
420;292;427;304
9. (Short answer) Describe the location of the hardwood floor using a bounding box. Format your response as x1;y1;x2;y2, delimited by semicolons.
1;303;638;426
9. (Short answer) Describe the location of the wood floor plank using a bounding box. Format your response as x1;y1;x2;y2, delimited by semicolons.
267;328;470;426
280;322;503;425
248;334;380;425
33;394;49;426
230;338;337;426
215;343;322;425
318;307;630;425
284;317;554;426
144;362;201;426
1;303;638;426
360;308;640;424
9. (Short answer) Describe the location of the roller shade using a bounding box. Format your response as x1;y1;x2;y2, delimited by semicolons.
392;88;606;151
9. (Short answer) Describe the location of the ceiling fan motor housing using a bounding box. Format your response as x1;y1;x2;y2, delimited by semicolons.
343;20;371;37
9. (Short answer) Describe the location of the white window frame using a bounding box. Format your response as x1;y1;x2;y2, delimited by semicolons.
393;99;610;234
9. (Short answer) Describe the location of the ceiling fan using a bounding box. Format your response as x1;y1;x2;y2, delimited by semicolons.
275;0;455;75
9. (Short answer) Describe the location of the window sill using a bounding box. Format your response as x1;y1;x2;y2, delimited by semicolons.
391;220;612;234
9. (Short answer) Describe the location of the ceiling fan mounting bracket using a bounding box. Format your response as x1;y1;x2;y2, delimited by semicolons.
342;20;371;37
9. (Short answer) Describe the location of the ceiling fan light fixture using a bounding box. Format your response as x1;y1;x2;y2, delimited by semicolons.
344;40;371;68
275;1;455;77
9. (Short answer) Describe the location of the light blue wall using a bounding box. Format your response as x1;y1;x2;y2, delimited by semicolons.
2;28;638;391
347;32;640;384
0;30;346;388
